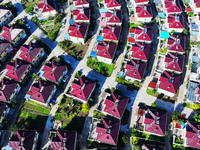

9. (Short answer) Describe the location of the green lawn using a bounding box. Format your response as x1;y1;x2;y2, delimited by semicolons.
16;101;51;132
87;57;114;77
146;89;159;97
116;77;141;89
93;111;106;119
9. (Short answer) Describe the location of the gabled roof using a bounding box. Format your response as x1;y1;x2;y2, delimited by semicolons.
136;5;152;18
104;92;129;119
134;26;153;42
0;5;11;20
28;80;55;104
144;108;167;136
95;117;120;145
143;144;165;150
73;8;90;21
167;14;184;29
9;130;36;150
97;41;117;59
103;25;121;41
164;0;181;13
1;24;24;42
71;77;95;101
193;0;200;8
0;78;18;103
51;130;77;150
42;60;67;83
103;10;122;24
186;121;200;148
164;52;184;72
6;59;31;82
104;0;121;8
74;0;89;7
0;102;6;118
125;59;146;80
167;35;185;53
19;42;44;64
159;71;181;94
0;40;11;56
37;0;55;13
69;23;88;39
131;42;151;61
135;0;148;4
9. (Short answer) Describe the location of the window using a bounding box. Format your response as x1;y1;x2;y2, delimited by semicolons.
12;91;15;94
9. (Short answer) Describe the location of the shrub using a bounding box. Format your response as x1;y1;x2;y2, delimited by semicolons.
175;137;180;143
32;73;40;80
134;145;141;150
165;131;168;136
192;104;200;110
122;135;128;143
183;102;190;108
193;114;200;123
81;103;90;112
132;137;139;145
151;102;157;107
54;13;64;24
25;5;34;14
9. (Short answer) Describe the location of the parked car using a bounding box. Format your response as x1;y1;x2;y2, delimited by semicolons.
63;74;69;82
25;24;31;29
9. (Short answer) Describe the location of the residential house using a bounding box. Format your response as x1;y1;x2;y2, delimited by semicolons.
135;5;152;23
102;25;121;43
142;144;165;150
102;92;129;119
68;23;88;44
157;71;181;97
67;77;96;103
164;53;184;74
0;5;13;27
96;41;117;64
125;59;147;82
8;130;39;150
0;103;10;127
37;0;57;18
128;26;153;44
186;81;200;103
73;7;90;23
130;42;151;62
73;0;89;8
102;0;121;10
0;78;21;103
167;35;185;54
133;0;149;5
40;60;68;85
51;130;77;150
19;42;45;66
167;14;184;33
100;10;122;26
5;59;31;83
0;40;13;63
189;0;200;14
26;80;56;105
164;0;182;14
136;108;167;136
88;117;120;146
1;24;27;46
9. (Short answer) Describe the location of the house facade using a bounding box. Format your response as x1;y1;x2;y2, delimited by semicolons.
37;0;57;18
0;5;13;27
0;40;13;63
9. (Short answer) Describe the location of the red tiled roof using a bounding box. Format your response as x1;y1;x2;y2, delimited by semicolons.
19;42;44;64
0;78;18;103
167;14;184;29
159;71;181;94
186;121;200;148
69;23;88;39
134;26;153;42
107;10;122;24
136;5;152;18
9;130;36;150
194;0;200;8
135;0;148;3
37;0;55;13
42;60;67;83
148;81;156;89
95;118;120;145
71;77;95;101
105;0;121;8
104;92;129;119
165;0;181;13
103;25;121;41
164;52;184;72
167;35;185;53
131;42;151;61
28;80;55;104
143;144;165;150
73;8;90;21
144;108;167;136
97;41;117;59
6;59;31;82
74;0;89;6
51;130;77;150
0;103;6;118
125;59;146;80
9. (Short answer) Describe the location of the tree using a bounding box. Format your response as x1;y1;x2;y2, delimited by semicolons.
192;104;200;110
151;102;157;107
81;103;90;112
132;137;139;145
171;111;181;121
122;135;128;143
182;28;188;35
25;5;34;14
32;73;40;81
134;145;141;150
10;124;18;134
193;114;200;123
